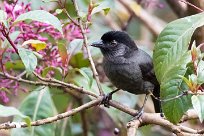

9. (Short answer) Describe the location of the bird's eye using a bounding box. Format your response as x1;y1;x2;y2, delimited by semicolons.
111;40;117;46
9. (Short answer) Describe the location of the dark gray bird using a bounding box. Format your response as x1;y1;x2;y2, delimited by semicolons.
91;31;161;114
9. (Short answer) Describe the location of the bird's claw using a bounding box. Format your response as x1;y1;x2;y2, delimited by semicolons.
100;89;119;108
160;112;164;117
101;93;112;108
131;107;144;121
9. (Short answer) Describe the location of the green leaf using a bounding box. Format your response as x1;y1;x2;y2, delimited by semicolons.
0;10;7;22
0;105;31;125
0;10;8;28
55;9;63;14
42;66;63;80
5;60;25;70
191;95;204;122
75;67;93;88
22;39;46;51
18;47;37;73
69;53;89;68
11;86;57;136
197;60;204;85
91;2;110;15
13;10;63;35
57;42;68;66
49;87;72;113
56;119;73;136
72;73;112;95
68;39;83;56
153;12;204;123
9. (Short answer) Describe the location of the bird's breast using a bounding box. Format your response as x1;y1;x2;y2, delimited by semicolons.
103;59;145;94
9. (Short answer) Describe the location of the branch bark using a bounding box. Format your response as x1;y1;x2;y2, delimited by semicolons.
0;98;102;129
166;0;187;17
127;112;200;136
72;0;104;96
0;72;98;98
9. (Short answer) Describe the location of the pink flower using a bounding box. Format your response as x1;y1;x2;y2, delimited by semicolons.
0;1;89;103
0;91;9;103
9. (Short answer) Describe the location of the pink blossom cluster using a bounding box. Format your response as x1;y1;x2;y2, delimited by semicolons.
0;1;85;103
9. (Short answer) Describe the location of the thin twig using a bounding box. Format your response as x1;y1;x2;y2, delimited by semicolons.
63;9;79;26
72;0;104;96
150;91;187;102
0;72;98;98
166;0;187;17
180;109;198;123
1;23;18;54
179;0;204;12
0;98;102;129
150;90;204;103
57;0;79;26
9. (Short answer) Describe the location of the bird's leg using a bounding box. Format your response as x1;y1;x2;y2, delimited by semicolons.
101;88;120;108
132;93;150;120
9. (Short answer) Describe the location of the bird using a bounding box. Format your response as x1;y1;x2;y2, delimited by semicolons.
91;31;161;115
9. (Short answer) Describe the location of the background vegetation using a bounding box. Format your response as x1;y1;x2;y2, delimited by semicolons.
0;0;204;136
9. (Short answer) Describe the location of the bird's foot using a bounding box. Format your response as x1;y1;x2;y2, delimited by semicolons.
100;89;120;108
160;112;164;117
101;93;112;108
131;107;144;121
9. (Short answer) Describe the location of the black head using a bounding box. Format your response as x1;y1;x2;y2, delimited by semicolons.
101;31;137;49
91;31;137;58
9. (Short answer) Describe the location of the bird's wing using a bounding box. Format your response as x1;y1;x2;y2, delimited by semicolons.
136;50;158;84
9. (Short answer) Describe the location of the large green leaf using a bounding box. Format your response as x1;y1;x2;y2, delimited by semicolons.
0;10;8;28
49;87;72;113
11;86;57;136
18;47;37;74
22;39;46;51
13;10;63;35
74;67;93;88
41;66;63;80
91;1;110;15
68;39;83;56
57;42;68;66
0;105;30;125
69;53;89;68
153;12;204;123
197;60;204;84
191;95;204;122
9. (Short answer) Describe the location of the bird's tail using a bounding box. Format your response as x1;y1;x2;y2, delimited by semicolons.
151;84;161;113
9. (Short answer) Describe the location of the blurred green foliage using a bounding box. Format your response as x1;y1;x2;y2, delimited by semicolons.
1;0;203;136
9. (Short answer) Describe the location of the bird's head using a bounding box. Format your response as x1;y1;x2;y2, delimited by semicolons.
91;31;138;58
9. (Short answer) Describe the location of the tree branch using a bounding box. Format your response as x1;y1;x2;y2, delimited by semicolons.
166;0;187;17
127;119;140;136
180;109;198;123
127;112;201;135
0;98;102;129
0;72;98;98
72;0;104;96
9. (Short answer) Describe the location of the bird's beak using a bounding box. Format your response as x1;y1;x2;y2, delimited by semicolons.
90;40;104;48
